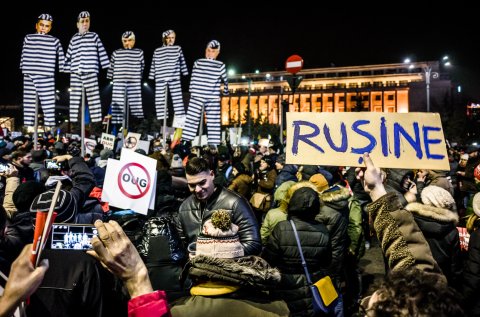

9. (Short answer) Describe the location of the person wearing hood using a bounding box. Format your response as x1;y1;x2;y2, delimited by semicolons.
262;187;331;316
405;185;462;289
228;162;252;199
260;181;295;244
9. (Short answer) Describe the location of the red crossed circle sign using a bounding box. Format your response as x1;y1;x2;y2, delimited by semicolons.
285;55;304;74
85;141;96;151
117;162;151;199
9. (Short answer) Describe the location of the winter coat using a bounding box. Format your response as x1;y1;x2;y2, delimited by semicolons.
260;181;296;244
2;176;19;217
257;169;277;195
366;192;445;281
405;202;462;288
128;290;171;317
317;185;350;286
0;211;33;266
176;187;261;256
463;229;480;316
263;216;331;316
228;174;253;199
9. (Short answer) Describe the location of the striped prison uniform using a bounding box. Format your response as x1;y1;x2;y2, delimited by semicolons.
149;45;188;119
20;34;65;127
65;32;110;122
182;58;228;146
107;48;145;124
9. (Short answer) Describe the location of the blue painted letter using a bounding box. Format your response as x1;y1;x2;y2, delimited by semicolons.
291;120;324;155
324;123;348;152
351;120;377;154
423;126;445;160
380;117;389;157
394;122;423;159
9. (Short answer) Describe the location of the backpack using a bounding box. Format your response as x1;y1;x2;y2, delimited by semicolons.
137;216;187;301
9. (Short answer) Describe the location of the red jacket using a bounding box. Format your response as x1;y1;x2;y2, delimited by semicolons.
128;290;171;317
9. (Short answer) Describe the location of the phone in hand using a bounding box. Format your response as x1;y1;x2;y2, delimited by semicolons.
44;159;62;171
50;224;97;250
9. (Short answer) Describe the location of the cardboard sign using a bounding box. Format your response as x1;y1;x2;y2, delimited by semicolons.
123;132;141;151
102;150;157;215
83;138;97;155
172;114;186;128
100;133;115;150
286;112;449;170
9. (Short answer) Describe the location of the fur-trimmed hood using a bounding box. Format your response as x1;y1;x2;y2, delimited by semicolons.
405;202;459;224
188;255;281;289
320;185;351;203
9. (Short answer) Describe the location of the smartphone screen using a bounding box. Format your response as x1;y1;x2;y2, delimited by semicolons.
50;224;97;250
45;159;61;171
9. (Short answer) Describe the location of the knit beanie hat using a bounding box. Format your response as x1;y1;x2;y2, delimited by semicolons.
196;210;244;258
309;173;329;193
13;181;47;211
473;192;480;217
421;185;455;210
30;189;77;223
100;149;114;160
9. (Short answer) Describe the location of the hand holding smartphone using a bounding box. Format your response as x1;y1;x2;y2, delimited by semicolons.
50;224;97;250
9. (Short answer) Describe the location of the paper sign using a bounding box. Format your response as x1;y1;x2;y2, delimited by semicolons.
124;132;141;151
100;133;115;150
102;150;157;215
84;138;97;155
172;114;186;128
286;112;449;170
229;127;242;145
137;140;150;154
193;135;208;147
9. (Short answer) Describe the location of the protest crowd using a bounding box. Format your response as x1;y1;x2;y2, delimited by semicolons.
0;131;478;316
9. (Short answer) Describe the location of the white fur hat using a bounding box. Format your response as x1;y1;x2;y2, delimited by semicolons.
473;192;480;217
421;185;455;210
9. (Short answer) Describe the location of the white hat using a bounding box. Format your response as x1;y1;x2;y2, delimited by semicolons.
473;192;480;217
258;139;269;147
421;185;455;210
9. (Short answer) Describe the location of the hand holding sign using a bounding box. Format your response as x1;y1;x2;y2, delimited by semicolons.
356;153;387;202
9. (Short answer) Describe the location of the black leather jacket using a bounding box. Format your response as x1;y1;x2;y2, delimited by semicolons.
176;187;261;256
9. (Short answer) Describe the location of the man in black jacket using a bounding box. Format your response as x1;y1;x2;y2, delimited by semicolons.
176;157;261;256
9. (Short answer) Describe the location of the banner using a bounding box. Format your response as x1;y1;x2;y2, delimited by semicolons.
286;112;449;170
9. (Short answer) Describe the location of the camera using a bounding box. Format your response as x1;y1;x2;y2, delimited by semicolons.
44;159;63;171
50;224;97;250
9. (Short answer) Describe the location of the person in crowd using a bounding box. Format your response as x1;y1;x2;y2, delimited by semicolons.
0;244;49;317
175;157;261;255
274;153;298;189
10;150;34;183
172;209;288;316
260;180;295;244
262;187;332;316
20;14;65;128
463;192;480;315
384;168;417;206
108;31;144;124
149;29;188;124
65;11;110;123
182;40;228;147
29;154;95;223
359;267;464;316
213;153;231;188
405;185;463;288
355;153;464;316
356;153;445;277
415;169;454;197
228;162;253;199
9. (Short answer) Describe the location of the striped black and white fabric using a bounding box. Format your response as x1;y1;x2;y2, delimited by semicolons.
107;48;145;123
149;45;188;119
65;31;110;122
20;33;65;127
182;58;228;146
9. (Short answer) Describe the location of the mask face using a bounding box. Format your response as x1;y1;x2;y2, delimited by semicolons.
164;33;176;46
36;19;52;34
205;47;219;60
122;37;135;49
77;17;90;34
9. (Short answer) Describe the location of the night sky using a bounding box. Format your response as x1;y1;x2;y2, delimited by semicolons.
2;2;480;106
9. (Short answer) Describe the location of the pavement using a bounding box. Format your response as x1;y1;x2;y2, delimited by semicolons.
358;236;386;296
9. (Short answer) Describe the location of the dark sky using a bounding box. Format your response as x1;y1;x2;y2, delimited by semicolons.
3;2;480;105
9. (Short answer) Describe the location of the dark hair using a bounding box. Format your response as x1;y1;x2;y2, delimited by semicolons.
185;157;210;176
11;150;28;160
368;268;464;316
